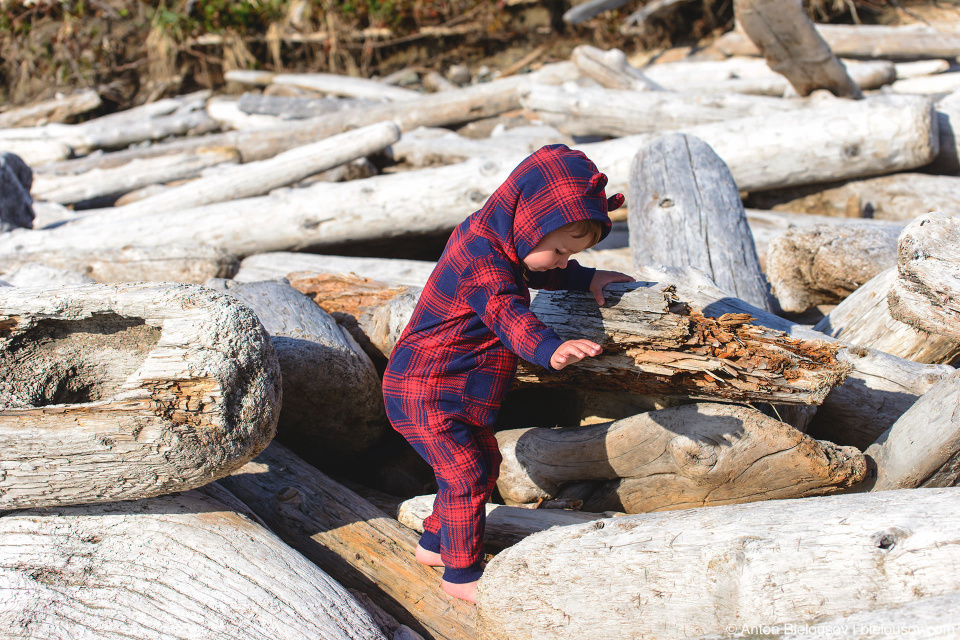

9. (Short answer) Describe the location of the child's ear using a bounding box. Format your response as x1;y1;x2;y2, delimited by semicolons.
608;193;625;210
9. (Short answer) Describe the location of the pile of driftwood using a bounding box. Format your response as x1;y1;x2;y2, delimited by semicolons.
2;2;960;638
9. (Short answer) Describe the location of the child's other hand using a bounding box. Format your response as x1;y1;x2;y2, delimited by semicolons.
589;270;636;305
551;339;602;370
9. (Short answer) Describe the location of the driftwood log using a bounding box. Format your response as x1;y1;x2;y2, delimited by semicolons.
477;487;960;640
495;403;866;511
744;173;960;221
766;222;901;313
235;253;435;287
0;484;386;640
0;88;101;128
0;263;93;288
219;441;476;640
0;244;239;284
866;369;960;491
229;70;422;102
734;0;862;98
0;283;281;509
813;267;960;365
628;132;774;313
0;152;34;232
570;45;662;91
888;211;960;341
205;278;386;454
387;125;571;167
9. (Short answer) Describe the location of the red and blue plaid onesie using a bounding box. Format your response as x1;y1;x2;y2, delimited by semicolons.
382;144;624;584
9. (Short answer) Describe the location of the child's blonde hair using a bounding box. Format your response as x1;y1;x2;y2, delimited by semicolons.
559;219;605;248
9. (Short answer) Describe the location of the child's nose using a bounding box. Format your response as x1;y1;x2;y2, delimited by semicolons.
557;256;568;268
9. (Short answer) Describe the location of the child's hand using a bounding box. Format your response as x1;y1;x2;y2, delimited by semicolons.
551;339;602;370
589;270;636;305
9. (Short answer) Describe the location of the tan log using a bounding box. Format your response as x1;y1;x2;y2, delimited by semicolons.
734;0;863;98
205;278;385;454
218;441;477;640
570;45;662;91
0;244;239;284
715;23;960;60
397;494;608;550
0;88;101;128
495;403;865;510
866;370;960;491
766;222;901;313
0;283;281;509
744;173;960;221
477;487;960;640
813;266;960;364
0;484;387;640
895;59;952;79
888;211;960;340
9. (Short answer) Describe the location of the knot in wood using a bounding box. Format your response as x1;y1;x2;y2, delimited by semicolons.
276;486;302;505
872;526;911;550
668;435;719;477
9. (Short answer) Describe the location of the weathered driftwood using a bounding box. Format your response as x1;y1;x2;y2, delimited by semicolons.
632;265;956;449
621;0;697;36
495;403;865;511
237;92;375;119
629;133;774;313
715;23;960;59
930;89;960;174
888;211;960;341
219;441;477;640
570;45;662;91
235;253;435;287
387;125;572;167
205;278;385;455
0;283;281;509
0;152;33;232
694;591;960;640
477;487;960;640
814;267;960;365
766;222;901;313
0;484;387;640
889;71;960;95
226;70;422;102
422;71;457;92
348;589;427;640
562;0;632;23
895;59;951;79
866;370;960;491
0;263;94;287
0;244;238;284
0;88;101;128
0;138;71;166
32;147;240;205
205;96;287;130
4;95;935;258
734;0;862;98
397;494;607;550
744;173;960;221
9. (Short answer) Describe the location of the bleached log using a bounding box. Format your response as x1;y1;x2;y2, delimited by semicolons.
496;402;866;512
219;442;477;640
237;92;375;119
205;278;385;455
206;96;285;130
0;263;94;287
895;59;951;79
348;589;427;640
478;487;960;640
813;267;960;364
766;223;901;313
575;246;633;274
269;72;422;102
0;282;281;509
0;138;71;166
888;211;960;340
32;147;240;205
570;45;662;91
0;88;101;128
715;23;960;60
422;71;458;92
386;125;572;166
694;592;960;640
235;253;435;287
397;494;607;550
866;370;960;490
629;132;774;312
734;0;862;98
563;0;632;23
0;485;387;640
0;244;238;284
1;94;935;258
745;173;960;221
891;71;960;95
621;0;697;36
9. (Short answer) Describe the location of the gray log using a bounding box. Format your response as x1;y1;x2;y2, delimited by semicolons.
0;88;101;128
734;0;862;98
477;487;960;640
237;92;376;118
0;152;33;232
205;278;385;454
629;132;774;313
563;0;632;24
0;283;281;509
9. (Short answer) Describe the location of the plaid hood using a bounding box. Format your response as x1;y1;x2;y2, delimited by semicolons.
469;144;624;264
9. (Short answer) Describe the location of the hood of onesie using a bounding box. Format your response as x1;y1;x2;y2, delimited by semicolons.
469;144;625;264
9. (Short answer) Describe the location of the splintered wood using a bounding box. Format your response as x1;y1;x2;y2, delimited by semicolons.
520;283;847;405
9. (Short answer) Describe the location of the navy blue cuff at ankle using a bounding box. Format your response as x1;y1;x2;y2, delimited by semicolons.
418;530;441;554
443;563;484;584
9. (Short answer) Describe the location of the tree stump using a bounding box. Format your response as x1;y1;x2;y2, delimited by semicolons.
628;132;774;313
0;283;281;509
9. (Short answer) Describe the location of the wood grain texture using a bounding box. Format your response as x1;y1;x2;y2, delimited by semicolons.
477;488;960;640
0;486;386;640
0;283;281;509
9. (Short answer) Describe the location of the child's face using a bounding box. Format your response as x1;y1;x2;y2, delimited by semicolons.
522;228;594;272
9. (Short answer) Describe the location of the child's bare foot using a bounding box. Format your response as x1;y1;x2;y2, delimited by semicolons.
441;579;478;604
415;544;444;567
